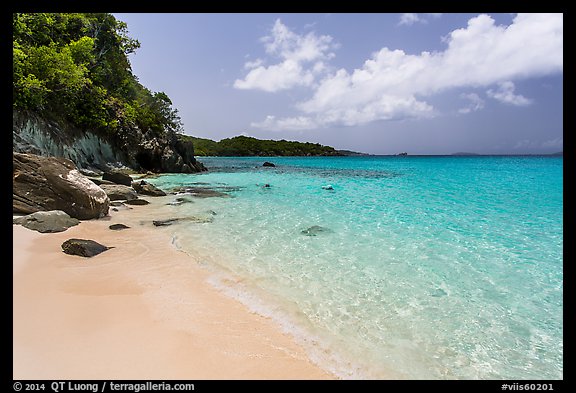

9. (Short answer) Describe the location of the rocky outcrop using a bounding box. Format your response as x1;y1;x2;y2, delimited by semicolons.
13;152;109;219
61;239;110;257
13;210;80;233
102;171;133;186
134;135;207;173
132;180;167;196
99;184;138;201
13;110;206;174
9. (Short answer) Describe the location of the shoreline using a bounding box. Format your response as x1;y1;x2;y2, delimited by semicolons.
13;204;334;379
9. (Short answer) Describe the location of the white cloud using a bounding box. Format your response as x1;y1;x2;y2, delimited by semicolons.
234;19;337;92
398;13;442;26
246;13;562;131
459;93;485;114
251;115;319;131
541;137;563;148
487;81;532;106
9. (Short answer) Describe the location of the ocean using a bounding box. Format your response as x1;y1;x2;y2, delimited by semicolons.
146;156;563;379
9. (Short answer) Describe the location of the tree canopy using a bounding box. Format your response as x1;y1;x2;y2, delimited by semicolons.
13;13;183;143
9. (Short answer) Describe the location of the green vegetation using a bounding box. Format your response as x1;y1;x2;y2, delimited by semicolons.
13;13;183;144
180;135;345;157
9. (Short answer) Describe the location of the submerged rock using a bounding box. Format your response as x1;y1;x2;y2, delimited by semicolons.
13;210;79;233
263;161;276;167
99;184;138;201
301;225;332;236
167;196;193;206
124;198;150;205
132;180;167;196
13;152;109;220
153;215;214;227
109;223;130;230
102;171;133;186
322;185;334;190
61;238;110;257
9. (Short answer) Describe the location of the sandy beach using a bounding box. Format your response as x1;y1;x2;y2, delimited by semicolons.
13;205;333;379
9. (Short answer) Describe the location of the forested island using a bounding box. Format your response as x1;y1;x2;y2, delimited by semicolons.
183;135;359;157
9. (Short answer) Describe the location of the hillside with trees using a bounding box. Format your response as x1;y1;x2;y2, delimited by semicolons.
13;13;204;173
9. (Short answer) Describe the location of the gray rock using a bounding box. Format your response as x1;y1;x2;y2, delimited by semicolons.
102;171;133;186
124;198;150;205
109;223;130;230
13;152;109;220
13;210;80;233
61;238;110;257
301;225;332;236
263;161;276;167
99;184;138;201
132;180;167;196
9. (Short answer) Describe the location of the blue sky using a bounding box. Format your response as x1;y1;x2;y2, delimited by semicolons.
114;13;563;154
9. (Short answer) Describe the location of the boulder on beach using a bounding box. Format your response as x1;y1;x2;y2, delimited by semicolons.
13;210;79;233
13;152;109;220
61;238;110;257
87;177;116;186
99;184;138;201
132;180;167;196
102;171;133;186
263;161;276;167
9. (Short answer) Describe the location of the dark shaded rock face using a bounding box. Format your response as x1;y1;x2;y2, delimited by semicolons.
132;180;167;196
102;171;133;186
13;210;79;233
13;110;206;174
134;136;207;174
99;184;138;201
263;161;276;167
124;198;150;205
13;152;109;219
61;238;110;257
109;223;130;230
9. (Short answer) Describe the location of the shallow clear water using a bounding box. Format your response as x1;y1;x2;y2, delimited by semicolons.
148;156;563;379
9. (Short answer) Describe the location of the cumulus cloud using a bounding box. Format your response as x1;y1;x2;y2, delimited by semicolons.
487;81;532;106
398;13;442;26
245;13;562;131
234;19;337;92
458;93;485;114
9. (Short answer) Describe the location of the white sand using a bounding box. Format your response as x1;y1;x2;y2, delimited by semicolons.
13;208;333;380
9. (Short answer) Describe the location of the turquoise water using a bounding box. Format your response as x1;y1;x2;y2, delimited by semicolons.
149;156;563;379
